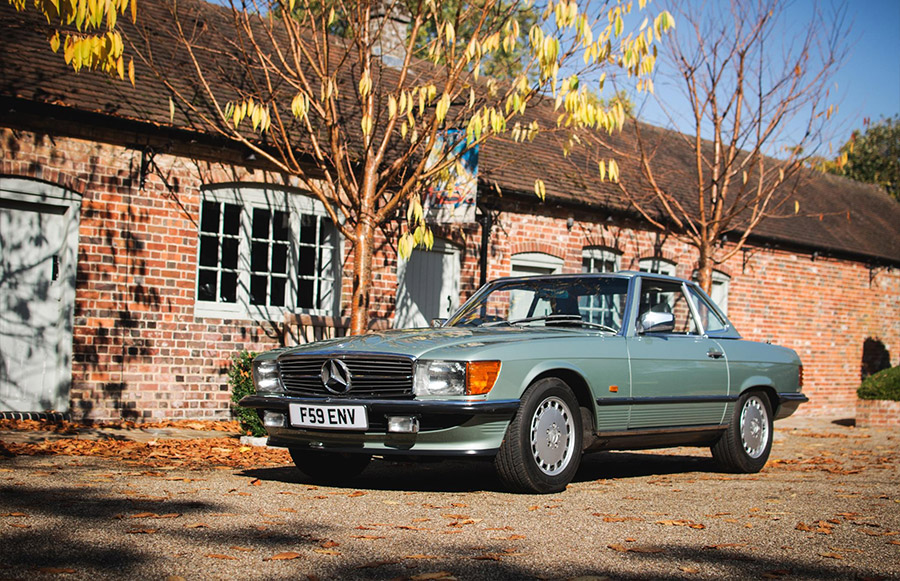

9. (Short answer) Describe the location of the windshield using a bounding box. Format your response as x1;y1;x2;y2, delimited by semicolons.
447;276;629;333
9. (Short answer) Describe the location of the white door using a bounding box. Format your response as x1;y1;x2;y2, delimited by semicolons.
0;179;80;413
395;239;460;328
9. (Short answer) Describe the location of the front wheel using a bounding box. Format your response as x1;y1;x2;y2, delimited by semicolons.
495;378;583;493
711;391;773;473
288;448;371;484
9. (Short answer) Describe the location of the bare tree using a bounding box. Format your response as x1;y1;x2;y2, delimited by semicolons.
598;0;848;291
133;0;673;332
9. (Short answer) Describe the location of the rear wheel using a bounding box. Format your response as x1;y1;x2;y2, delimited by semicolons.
712;391;773;473
495;378;583;493
288;448;371;484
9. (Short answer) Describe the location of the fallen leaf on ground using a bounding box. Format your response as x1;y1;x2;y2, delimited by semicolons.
206;554;238;560
404;554;440;560
656;519;705;529
265;552;302;561
184;523;208;529
230;546;254;552
313;549;341;556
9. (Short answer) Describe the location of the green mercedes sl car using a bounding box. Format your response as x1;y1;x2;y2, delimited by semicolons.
240;271;807;493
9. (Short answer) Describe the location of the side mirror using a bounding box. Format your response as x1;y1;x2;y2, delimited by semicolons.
430;318;447;328
638;311;675;334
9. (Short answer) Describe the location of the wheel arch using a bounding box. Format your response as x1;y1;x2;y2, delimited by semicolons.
738;384;778;413
529;368;595;430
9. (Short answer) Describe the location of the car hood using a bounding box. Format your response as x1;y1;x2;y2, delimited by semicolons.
272;326;603;360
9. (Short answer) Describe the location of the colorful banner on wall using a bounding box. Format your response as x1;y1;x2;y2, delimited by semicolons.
423;130;479;223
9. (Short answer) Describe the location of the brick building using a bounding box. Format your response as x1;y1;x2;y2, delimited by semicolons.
2;0;898;420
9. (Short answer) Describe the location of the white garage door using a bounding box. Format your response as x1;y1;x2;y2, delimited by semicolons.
0;179;80;413
394;239;461;329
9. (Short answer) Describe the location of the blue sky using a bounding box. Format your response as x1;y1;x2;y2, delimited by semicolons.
622;0;900;157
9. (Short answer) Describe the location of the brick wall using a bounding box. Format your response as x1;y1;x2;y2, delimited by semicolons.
2;128;897;420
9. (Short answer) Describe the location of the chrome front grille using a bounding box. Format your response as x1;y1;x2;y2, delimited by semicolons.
278;355;414;398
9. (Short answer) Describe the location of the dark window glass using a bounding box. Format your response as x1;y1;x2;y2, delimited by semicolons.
273;210;290;240
223;204;240;235
251;241;268;272
200;201;219;233
270;278;286;307
299;213;317;244
298;278;314;309
250;274;267;305
221;272;237;303
319;218;335;244
199;236;219;267
221;238;239;269
197;269;217;301
298;247;315;276
272;245;288;274
252;208;270;239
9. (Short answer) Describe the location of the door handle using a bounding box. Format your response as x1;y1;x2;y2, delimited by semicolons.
707;349;724;359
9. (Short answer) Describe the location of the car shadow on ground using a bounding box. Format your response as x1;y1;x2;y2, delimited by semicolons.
238;449;723;493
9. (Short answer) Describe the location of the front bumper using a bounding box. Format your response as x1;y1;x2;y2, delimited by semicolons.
238;395;520;456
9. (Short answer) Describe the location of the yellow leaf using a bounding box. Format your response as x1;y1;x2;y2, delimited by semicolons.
168;96;175;123
534;178;546;201
794;200;800;214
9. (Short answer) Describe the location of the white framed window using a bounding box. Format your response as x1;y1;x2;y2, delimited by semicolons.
581;247;622;326
510;252;564;277
639;257;676;277
582;246;620;273
708;270;730;314
195;186;341;320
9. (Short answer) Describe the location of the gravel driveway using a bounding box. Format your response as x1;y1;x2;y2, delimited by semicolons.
1;415;897;580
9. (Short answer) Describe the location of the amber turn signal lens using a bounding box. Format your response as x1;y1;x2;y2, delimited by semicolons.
466;361;501;395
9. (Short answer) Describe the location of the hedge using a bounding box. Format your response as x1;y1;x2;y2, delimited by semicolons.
857;366;900;402
228;350;266;437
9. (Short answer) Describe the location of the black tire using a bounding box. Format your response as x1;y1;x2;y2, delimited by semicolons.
712;391;773;473
288;448;371;484
495;377;583;494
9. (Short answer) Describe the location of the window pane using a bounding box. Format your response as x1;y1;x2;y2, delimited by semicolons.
300;213;317;244
251;241;269;272
221;238;239;270
273;210;290;240
298;247;315;276
199;236;219;267
252;208;270;239
223;204;240;235
197;269;217;301
270;277;286;307
220;272;237;303
298;278;314;308
200;201;219;233
272;244;288;274
250;274;267;305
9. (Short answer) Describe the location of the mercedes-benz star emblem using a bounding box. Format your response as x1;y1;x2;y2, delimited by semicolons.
320;359;352;394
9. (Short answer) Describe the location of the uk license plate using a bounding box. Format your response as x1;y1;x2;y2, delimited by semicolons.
288;403;368;430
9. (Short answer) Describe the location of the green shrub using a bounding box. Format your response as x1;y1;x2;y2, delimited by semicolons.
229;350;266;437
857;366;900;401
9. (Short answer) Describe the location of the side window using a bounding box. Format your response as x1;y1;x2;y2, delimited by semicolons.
637;280;695;334
686;285;728;333
196;186;340;319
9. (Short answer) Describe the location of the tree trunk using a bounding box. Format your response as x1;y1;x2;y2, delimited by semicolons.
349;217;375;335
695;243;714;294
